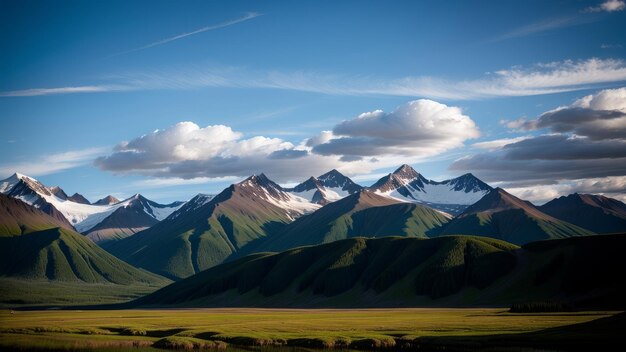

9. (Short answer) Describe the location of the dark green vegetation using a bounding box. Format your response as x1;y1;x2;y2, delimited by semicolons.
439;188;594;245
136;233;626;309
539;193;626;234
1;308;622;351
251;190;449;253
106;175;299;280
0;194;169;306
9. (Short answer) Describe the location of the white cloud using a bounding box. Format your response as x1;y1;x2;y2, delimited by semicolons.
0;147;109;177
4;58;626;100
506;176;626;204
312;99;479;159
572;86;626;110
472;136;531;150
95;121;343;182
451;88;626;190
95;100;479;182
586;0;626;12
505;87;626;140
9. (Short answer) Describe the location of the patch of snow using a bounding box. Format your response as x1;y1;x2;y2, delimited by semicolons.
150;202;185;221
375;181;488;206
289;189;318;202
38;193;133;232
261;188;320;220
321;187;350;201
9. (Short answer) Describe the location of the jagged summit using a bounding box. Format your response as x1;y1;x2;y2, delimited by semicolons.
393;164;421;181
317;169;362;193
287;169;362;205
369;165;492;215
438;173;492;193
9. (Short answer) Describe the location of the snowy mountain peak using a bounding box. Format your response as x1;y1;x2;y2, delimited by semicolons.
167;193;215;220
393;164;419;179
370;166;493;215
290;176;323;193
440;173;492;194
241;173;284;192
317;169;362;193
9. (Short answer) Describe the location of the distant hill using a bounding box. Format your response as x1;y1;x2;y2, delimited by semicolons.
86;194;184;245
136;234;626;309
254;190;450;253
539;193;626;234
0;194;167;285
106;174;319;280
93;195;120;205
438;188;594;244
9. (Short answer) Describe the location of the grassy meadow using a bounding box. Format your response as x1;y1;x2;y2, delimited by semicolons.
1;308;623;350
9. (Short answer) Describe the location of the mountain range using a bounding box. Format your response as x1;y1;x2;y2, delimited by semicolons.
1;165;625;284
368;165;492;215
105;174;320;280
438;188;594;245
0;173;183;244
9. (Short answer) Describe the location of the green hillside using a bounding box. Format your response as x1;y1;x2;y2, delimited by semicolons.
254;190;450;253
137;233;626;309
106;176;299;280
137;235;518;306
0;194;169;305
438;188;594;244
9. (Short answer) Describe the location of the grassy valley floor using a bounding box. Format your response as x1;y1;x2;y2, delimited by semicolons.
0;308;624;351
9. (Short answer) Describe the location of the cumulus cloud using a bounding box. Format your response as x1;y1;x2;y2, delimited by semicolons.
312;100;479;158
94;122;341;182
95;100;479;182
505;87;626;140
451;87;626;189
585;0;625;12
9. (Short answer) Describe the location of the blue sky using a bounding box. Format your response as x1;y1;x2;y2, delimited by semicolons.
1;0;626;203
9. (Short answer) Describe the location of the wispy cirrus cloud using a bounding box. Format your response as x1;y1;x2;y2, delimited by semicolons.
0;85;129;97
3;58;626;100
108;12;262;58
0;147;109;177
490;16;592;42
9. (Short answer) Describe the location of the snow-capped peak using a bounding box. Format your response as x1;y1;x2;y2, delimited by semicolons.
369;166;493;215
0;173;184;233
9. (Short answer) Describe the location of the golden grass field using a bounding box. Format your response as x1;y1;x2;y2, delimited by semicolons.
0;308;622;350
